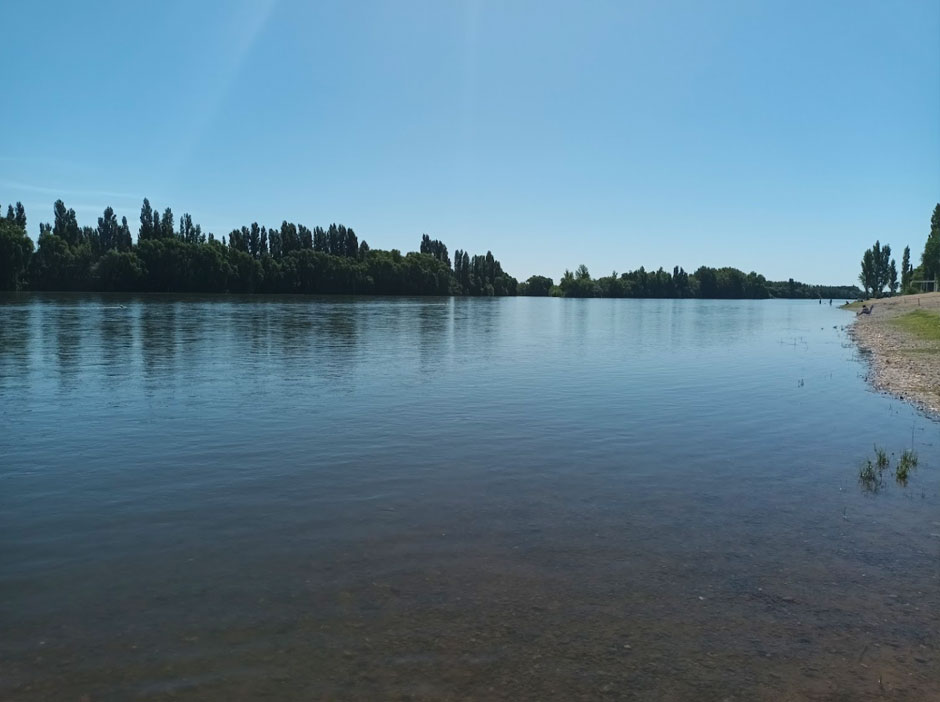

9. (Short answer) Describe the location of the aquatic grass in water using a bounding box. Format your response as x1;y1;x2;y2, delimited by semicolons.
895;449;919;485
858;458;882;492
874;445;890;472
858;444;891;492
858;444;889;492
859;446;920;490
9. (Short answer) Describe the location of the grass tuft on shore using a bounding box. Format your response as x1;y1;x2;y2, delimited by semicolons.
890;309;940;342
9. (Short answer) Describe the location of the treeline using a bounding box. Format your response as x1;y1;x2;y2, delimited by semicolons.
0;199;515;296
0;196;861;299
922;205;940;286
856;203;940;298
517;265;859;300
900;203;940;294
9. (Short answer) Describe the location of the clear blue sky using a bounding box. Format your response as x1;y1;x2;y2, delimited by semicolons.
2;0;938;285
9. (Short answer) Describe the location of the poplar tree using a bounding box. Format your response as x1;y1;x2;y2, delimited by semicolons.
921;204;940;281
859;249;875;297
161;208;174;239
139;198;154;241
97;206;119;252
901;246;911;290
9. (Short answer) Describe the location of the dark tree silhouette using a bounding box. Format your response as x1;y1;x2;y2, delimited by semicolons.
3;194;867;300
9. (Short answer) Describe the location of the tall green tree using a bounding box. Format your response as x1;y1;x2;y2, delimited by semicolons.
297;224;311;251
921;203;940;282
139;198;154;241
52;199;82;247
878;243;892;294
859;248;875;297
901;245;911;290
281;221;300;254
119;217;132;250
345;227;359;258
313;226;327;253
420;234;451;267
4;201;26;228
179;213;203;245
859;241;894;297
0;216;34;290
160;208;175;239
97;206;119;252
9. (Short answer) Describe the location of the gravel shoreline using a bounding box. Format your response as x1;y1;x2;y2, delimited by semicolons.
847;292;940;417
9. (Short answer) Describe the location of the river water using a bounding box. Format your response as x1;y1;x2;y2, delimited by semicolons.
1;294;937;700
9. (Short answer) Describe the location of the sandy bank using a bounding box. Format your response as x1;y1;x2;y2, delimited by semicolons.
848;292;940;417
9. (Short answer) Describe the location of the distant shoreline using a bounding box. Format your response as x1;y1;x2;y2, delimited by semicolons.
0;290;861;302
847;292;940;417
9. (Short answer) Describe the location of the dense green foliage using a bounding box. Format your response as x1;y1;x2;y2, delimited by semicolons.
763;279;860;300
1;198;514;296
901;246;912;291
0;214;33;290
452;248;517;295
920;204;940;283
858;240;896;297
2;196;860;299
517;264;858;300
517;275;554;296
856;204;940;297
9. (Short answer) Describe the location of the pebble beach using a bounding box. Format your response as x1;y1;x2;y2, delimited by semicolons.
848;292;940;417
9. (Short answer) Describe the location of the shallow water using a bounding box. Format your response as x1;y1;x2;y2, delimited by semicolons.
1;293;937;701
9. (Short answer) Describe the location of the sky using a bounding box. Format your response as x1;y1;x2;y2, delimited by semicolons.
1;0;938;286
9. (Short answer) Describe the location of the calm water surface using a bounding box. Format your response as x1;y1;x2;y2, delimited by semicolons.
1;294;938;701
